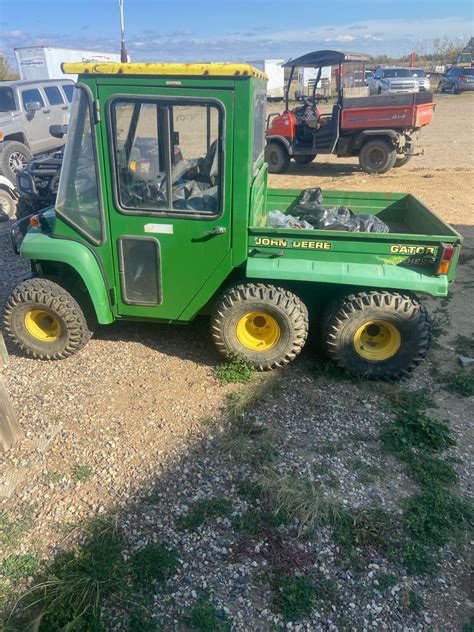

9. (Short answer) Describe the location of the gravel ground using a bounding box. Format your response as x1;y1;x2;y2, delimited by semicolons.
0;94;473;631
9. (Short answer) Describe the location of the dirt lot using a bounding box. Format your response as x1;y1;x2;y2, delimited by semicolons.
0;93;473;631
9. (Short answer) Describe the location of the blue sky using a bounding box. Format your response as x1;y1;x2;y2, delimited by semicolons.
1;0;473;68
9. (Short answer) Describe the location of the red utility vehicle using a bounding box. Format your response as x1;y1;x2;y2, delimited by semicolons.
265;50;435;175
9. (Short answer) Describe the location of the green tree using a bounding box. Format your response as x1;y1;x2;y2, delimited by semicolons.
0;54;19;80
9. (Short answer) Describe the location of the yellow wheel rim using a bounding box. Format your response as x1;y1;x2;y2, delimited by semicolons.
24;309;62;343
353;320;401;362
236;311;280;352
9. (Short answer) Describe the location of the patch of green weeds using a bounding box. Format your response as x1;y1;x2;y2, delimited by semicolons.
404;453;458;488
315;577;339;603
1;553;40;582
214;352;254;384
131;543;178;586
237;479;263;502
42;471;63;485
381;408;454;456
233;506;289;537
443;370;474;397
376;573;397;591
401;588;424;613
403;488;472;547
71;464;93;482
177;497;232;531
454;333;474;355
271;574;316;620
183;597;229;631
348;432;376;442
350;458;383;481
128;607;161;632
259;472;343;535
333;507;395;552
399;541;438;575
13;518;127;631
0;505;35;550
312;442;342;456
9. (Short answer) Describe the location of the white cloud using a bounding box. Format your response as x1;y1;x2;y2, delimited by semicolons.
324;34;356;42
363;34;383;41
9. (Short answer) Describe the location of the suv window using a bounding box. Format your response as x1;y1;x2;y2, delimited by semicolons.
110;98;223;217
44;86;64;105
21;88;45;109
463;68;474;76
0;87;15;112
62;84;75;103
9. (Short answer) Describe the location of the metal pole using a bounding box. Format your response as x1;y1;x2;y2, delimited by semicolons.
119;0;128;63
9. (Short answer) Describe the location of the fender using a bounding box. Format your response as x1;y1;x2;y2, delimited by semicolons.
265;135;293;155
20;231;114;324
354;129;400;148
0;175;19;200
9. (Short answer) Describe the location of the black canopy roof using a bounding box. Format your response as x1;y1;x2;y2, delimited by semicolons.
283;50;372;68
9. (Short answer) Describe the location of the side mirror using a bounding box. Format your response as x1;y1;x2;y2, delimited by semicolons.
25;101;42;112
49;124;68;139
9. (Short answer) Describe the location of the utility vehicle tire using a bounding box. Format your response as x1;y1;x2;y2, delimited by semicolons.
322;290;432;379
1;141;32;183
265;142;290;174
211;283;309;370
3;278;92;360
359;139;397;175
450;84;458;95
294;154;316;165
394;152;413;168
0;188;16;220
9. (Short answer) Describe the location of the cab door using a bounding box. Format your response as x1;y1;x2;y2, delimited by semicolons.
98;86;233;321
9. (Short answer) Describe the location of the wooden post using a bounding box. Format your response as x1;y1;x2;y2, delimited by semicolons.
0;332;22;451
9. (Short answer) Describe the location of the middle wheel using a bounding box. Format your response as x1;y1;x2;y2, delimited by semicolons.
211;283;309;370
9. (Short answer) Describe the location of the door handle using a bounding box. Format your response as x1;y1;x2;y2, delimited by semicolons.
205;226;226;236
43;109;51;114
62;106;68;110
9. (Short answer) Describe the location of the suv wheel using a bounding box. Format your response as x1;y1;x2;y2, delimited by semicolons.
1;141;33;182
451;83;458;95
0;188;17;220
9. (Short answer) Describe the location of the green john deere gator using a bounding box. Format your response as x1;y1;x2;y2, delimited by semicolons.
3;62;462;379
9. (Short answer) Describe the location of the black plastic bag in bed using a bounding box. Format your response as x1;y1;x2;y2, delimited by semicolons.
297;187;324;208
354;214;390;234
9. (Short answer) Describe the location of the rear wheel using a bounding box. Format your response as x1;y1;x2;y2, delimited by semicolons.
211;283;309;370
3;278;92;359
293;154;316;165
265;142;290;174
359;139;397;174
322;290;432;379
1;141;32;183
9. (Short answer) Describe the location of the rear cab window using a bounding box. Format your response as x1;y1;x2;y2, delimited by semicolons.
0;87;16;112
21;88;45;109
44;86;64;105
252;90;266;173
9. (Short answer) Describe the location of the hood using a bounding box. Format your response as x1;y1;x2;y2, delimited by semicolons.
0;110;20;127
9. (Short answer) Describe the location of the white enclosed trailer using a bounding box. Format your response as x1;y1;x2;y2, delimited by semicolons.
296;65;332;97
14;47;121;81
247;59;285;100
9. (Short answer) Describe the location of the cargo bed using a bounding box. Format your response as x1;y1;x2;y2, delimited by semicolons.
247;188;462;297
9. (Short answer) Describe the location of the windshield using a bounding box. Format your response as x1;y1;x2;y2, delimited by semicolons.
55;86;103;243
458;53;472;63
410;69;426;77
383;69;412;78
0;87;15;113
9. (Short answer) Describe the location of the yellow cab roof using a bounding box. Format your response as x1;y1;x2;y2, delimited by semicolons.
62;62;267;80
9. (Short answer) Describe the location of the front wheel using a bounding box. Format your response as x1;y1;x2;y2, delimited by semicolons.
1;141;33;183
359;139;397;174
211;283;309;370
3;278;92;360
394;152;413;168
322;290;432;379
293;154;316;165
265;142;290;174
451;84;458;95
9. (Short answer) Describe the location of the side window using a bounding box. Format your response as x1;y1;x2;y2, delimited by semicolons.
62;84;75;103
252;91;266;170
44;86;64;106
110;98;222;217
21;88;45;109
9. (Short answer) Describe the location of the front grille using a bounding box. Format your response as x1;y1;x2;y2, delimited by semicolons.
391;83;415;89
